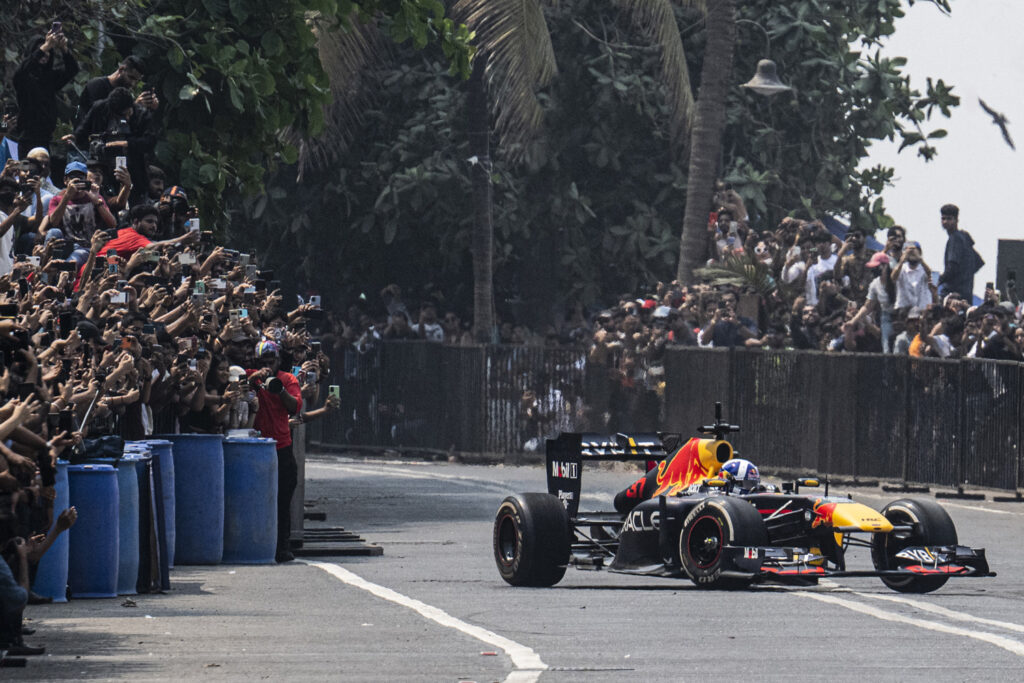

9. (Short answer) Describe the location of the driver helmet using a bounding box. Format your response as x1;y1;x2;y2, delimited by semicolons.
721;458;760;492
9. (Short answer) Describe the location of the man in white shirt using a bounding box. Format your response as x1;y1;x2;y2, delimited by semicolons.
0;177;31;276
804;235;838;306
892;241;934;312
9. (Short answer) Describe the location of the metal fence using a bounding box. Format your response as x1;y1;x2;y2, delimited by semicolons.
310;342;1023;491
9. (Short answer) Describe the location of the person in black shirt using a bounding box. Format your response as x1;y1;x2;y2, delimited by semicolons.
11;30;79;153
75;55;153;126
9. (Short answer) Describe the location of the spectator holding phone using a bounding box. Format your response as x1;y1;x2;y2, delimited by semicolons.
75;56;148;126
247;341;302;563
0;176;33;276
11;27;79;154
46;161;116;263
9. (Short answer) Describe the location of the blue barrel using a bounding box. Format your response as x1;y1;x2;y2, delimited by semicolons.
222;438;278;564
32;460;70;602
162;434;224;565
144;439;176;567
95;458;142;595
67;464;119;598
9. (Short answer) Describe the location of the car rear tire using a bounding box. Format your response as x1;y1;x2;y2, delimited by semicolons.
493;493;570;587
871;498;958;594
679;497;767;589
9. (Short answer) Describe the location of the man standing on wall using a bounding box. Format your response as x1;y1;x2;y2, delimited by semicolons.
248;341;302;563
938;204;982;301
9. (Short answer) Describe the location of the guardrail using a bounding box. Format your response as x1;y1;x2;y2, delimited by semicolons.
310;343;1023;492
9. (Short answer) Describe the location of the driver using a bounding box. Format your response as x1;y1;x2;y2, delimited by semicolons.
720;458;763;493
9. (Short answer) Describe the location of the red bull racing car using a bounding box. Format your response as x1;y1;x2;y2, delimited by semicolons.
493;404;993;592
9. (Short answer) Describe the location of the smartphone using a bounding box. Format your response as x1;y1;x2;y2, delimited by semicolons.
120;336;132;350
260;270;275;281
51;21;62;33
189;217;200;232
238;253;251;267
178;252;197;265
188;359;198;372
194;281;206;295
144;250;161;263
229;309;240;324
59;311;73;337
115;156;127;170
110;291;127;304
0;303;19;316
986;282;995;290
52;261;77;272
59;408;74;434
291;365;302;377
311;341;321;354
26;255;40;268
177;338;194;354
210;278;226;290
253;279;266;292
328;385;340;400
309;295;321;308
17;382;35;400
239;307;250;319
17;279;28;296
47;411;60;431
142;323;156;335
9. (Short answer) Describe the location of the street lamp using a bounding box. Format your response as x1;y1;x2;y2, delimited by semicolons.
741;59;791;96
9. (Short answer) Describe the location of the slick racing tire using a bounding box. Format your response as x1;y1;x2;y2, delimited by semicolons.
679;497;767;590
494;493;571;587
871;498;958;594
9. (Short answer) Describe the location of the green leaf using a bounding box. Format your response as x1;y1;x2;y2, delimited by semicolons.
178;84;199;100
229;0;250;23
261;31;284;57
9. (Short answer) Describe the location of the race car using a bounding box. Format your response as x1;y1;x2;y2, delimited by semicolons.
493;404;993;592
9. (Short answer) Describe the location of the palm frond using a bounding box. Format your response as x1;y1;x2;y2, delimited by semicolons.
615;0;703;154
694;252;779;297
291;12;387;177
452;0;558;161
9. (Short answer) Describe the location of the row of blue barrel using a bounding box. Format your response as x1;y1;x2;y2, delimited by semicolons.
32;435;279;600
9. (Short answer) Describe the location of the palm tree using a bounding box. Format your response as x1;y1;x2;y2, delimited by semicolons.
675;0;736;284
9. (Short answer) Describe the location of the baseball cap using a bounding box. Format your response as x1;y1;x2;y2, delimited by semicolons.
64;161;88;176
865;252;890;268
255;340;279;357
163;186;189;201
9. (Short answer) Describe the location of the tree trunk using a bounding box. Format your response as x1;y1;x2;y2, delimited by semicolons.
676;0;737;284
467;56;495;342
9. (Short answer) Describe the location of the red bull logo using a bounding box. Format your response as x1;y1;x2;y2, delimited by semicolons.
811;499;837;529
651;438;731;498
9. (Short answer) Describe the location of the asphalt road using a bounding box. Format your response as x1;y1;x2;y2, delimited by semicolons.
17;452;1024;681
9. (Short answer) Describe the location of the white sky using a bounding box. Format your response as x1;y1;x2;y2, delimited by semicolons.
864;0;1023;294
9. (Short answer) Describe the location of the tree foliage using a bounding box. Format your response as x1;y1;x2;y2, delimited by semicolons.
0;0;473;221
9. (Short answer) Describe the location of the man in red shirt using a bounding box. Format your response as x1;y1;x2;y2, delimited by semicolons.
98;203;196;259
248;340;302;562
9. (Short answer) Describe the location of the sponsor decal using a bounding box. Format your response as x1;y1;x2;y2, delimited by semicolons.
622;508;660;533
550;460;579;480
556;490;574;508
896;548;936;564
744;547;759;559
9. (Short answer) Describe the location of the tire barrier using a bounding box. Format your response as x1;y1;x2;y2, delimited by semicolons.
67;464;119;599
144;439;176;567
222;437;278;564
161;434;225;565
32;460;70;603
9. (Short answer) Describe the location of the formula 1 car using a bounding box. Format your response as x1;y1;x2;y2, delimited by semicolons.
493;404;994;592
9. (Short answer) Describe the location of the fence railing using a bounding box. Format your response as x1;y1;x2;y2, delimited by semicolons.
309;342;1023;492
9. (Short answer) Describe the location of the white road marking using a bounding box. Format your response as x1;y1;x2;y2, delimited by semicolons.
818;578;1024;635
852;491;1023;516
307;462;515;494
794;590;1024;657
305;561;546;683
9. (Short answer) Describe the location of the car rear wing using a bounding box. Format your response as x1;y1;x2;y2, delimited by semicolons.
546;432;679;517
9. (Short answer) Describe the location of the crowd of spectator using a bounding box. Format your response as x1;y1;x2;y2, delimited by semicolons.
1;24;338;658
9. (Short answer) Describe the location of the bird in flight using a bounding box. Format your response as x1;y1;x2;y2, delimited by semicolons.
979;98;1015;150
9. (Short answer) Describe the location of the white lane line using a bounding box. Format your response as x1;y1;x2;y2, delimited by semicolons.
820;579;1024;634
307;462;515;494
853;491;1023;517
304;561;546;683
793;590;1024;657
